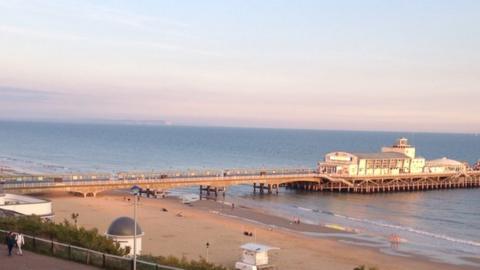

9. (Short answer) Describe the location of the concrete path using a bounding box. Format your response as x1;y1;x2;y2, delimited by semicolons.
0;245;100;270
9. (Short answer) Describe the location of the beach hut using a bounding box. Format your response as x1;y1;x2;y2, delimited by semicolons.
106;217;144;256
235;243;279;270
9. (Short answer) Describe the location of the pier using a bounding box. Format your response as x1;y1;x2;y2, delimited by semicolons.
1;170;479;198
1;138;479;197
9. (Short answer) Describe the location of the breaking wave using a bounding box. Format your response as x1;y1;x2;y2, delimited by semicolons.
293;205;480;247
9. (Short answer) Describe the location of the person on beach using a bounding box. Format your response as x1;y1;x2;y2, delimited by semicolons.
389;233;401;248
292;216;300;224
5;232;15;256
15;232;25;255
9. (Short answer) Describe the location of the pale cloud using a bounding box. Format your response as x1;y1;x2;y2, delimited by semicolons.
0;1;479;133
0;25;87;41
0;1;215;57
82;4;189;30
0;0;189;35
0;23;216;57
0;86;60;102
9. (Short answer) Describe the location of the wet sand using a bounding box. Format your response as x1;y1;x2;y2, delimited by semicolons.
47;192;477;270
192;199;345;234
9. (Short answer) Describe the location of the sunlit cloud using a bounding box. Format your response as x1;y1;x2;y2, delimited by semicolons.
0;86;60;102
0;25;87;41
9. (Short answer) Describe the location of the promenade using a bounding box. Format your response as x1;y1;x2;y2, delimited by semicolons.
0;245;98;270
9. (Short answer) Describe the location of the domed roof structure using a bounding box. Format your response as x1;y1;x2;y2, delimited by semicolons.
106;217;143;236
426;157;464;167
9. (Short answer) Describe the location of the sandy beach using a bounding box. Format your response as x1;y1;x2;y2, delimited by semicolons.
43;192;477;270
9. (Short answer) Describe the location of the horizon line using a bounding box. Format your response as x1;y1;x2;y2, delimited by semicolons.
0;118;478;136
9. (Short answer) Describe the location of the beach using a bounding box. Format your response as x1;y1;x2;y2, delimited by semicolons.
47;192;477;270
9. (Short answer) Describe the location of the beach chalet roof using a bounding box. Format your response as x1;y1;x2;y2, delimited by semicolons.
0;208;23;217
352;152;409;160
426;157;464;167
240;243;279;253
106;217;143;237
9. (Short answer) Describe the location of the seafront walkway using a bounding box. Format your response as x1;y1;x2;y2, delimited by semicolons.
0;229;183;270
0;244;99;270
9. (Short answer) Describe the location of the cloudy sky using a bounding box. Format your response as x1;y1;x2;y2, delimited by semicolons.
1;0;479;132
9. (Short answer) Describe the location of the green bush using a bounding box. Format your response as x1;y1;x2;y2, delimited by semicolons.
0;215;124;256
140;254;229;270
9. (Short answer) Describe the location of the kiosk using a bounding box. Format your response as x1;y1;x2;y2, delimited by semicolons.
235;243;278;270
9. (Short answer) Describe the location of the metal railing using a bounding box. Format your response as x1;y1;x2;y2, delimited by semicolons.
0;167;317;182
2;172;319;190
3;168;477;191
0;229;182;270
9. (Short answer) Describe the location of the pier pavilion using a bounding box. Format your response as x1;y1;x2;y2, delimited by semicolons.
318;138;428;176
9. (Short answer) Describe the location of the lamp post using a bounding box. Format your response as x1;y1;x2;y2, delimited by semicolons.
130;185;141;270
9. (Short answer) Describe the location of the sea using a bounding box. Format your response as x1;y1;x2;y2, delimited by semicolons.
0;121;479;266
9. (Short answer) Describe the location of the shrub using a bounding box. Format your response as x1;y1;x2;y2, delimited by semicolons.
140;254;229;270
0;215;124;255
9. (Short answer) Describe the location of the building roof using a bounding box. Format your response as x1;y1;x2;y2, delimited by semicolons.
240;243;279;252
106;217;143;237
0;208;23;217
352;152;409;160
393;137;411;148
426;157;464;167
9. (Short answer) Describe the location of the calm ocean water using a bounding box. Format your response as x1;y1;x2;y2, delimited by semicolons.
1;121;479;266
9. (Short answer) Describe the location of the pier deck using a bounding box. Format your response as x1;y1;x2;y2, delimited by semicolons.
2;169;480;197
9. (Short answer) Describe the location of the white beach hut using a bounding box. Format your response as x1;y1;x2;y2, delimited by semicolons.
235;243;279;270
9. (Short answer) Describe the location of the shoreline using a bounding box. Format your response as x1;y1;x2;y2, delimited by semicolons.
0;156;71;175
44;191;478;270
191;198;350;234
0;162;22;176
189;198;480;268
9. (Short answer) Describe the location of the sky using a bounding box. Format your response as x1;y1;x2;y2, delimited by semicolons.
0;0;479;133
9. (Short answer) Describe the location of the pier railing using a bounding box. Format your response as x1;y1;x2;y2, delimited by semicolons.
1;172;320;190
0;167;317;182
0;229;183;270
1;169;479;194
